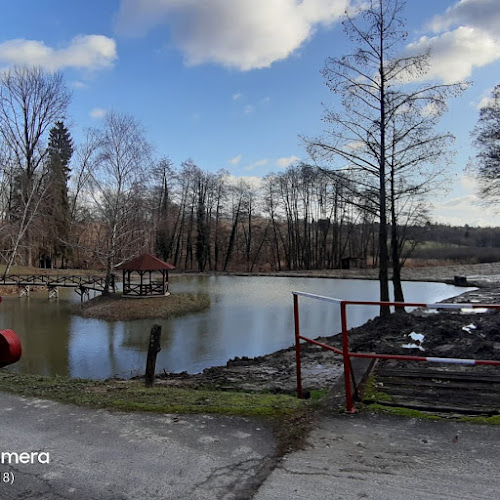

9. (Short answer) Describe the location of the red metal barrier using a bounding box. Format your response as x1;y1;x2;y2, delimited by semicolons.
292;291;500;413
0;329;22;368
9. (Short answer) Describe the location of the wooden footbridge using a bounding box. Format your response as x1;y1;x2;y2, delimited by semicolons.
0;274;115;300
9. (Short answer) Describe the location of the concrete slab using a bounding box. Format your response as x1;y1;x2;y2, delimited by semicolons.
254;412;500;500
0;392;276;500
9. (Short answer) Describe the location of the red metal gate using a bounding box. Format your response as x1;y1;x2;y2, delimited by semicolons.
292;291;500;412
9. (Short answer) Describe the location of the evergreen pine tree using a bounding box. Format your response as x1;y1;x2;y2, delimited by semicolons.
45;121;73;267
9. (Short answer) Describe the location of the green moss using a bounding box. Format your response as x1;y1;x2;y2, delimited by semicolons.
310;389;329;401
366;403;442;420
365;403;500;424
0;371;305;419
457;414;500;425
362;374;393;403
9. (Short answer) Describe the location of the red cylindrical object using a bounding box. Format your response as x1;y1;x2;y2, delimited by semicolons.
0;329;22;367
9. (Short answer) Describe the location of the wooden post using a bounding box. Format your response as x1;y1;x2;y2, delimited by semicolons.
145;324;162;388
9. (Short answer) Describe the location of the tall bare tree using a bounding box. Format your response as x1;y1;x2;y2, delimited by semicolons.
0;66;70;274
87;111;152;292
472;84;500;205
307;0;466;314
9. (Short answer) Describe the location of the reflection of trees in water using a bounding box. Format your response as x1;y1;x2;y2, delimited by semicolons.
105;321;121;377
1;295;71;376
120;320;173;350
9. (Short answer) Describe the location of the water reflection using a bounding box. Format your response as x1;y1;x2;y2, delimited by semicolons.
0;276;473;379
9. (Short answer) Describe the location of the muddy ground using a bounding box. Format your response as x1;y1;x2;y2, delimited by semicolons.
135;264;500;393
150;283;500;394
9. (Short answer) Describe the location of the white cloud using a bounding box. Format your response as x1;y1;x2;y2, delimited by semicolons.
431;174;500;226
276;155;300;168
71;80;88;89
223;174;264;190
345;141;365;151
229;154;242;165
406;27;500;83
477;96;494;109
115;0;349;70
404;0;500;83
243;104;254;115
421;102;442;117
429;0;500;36
232;92;242;101
431;195;500;226
90;108;107;119
262;96;271;104
460;174;480;192
0;35;117;71
475;88;496;109
245;159;268;171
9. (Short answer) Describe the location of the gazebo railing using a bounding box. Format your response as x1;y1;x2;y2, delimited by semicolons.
123;282;167;296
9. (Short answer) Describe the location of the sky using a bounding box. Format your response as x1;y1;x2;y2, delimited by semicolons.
1;0;500;226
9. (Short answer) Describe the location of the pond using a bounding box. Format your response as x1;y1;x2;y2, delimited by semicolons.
0;275;473;379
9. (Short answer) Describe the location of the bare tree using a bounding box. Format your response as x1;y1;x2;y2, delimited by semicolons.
306;0;466;314
472;84;500;205
86;111;152;292
0;66;70;274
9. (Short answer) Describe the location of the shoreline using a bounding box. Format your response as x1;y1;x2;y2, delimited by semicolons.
0;267;498;418
3;262;500;394
171;261;500;287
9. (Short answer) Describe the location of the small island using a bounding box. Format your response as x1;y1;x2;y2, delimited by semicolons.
76;292;210;321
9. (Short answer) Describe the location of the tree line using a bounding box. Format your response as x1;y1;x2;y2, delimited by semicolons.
0;0;498;307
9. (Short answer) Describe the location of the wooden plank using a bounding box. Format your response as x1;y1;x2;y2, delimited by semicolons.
377;377;500;390
376;369;500;384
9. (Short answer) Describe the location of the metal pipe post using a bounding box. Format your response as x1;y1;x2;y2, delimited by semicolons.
293;294;303;399
341;302;355;413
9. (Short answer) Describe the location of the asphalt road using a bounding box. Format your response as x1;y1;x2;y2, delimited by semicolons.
0;392;276;500
255;412;500;500
2;391;500;500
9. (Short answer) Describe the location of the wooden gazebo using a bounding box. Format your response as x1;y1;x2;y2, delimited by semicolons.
116;254;175;297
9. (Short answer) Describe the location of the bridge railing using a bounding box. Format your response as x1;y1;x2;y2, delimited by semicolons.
0;274;114;291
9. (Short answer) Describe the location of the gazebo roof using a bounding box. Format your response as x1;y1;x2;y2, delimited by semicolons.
116;253;175;271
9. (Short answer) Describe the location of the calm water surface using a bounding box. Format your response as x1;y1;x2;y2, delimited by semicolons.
0;276;472;379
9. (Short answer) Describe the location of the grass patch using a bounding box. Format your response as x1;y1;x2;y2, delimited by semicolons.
0;371;305;419
0;370;319;455
75;292;210;321
310;389;329;401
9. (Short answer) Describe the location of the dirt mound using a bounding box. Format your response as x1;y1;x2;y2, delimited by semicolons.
326;309;500;361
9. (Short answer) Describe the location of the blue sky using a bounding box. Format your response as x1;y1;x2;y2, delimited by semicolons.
1;0;500;226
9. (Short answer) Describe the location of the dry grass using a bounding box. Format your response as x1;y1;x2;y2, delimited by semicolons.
76;292;211;321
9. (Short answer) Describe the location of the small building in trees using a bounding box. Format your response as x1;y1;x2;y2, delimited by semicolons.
117;254;175;297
